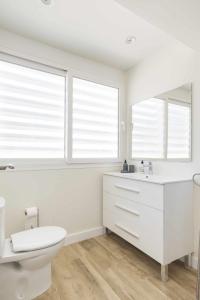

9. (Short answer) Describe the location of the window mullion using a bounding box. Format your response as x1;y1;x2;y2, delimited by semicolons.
164;98;168;160
66;71;73;163
64;73;68;162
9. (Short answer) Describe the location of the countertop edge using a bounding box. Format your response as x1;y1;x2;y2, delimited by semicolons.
103;172;192;185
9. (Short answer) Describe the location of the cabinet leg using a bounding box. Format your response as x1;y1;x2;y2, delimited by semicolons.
161;264;168;282
105;228;112;235
184;254;191;269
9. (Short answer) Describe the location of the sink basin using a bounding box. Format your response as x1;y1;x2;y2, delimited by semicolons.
104;172;192;185
121;173;151;179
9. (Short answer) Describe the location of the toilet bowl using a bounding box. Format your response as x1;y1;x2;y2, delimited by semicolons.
0;198;66;300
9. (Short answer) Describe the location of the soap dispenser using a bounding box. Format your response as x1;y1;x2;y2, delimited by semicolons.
121;160;128;173
139;160;144;173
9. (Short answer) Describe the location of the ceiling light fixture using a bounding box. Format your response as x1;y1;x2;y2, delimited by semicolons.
125;36;136;44
41;0;53;5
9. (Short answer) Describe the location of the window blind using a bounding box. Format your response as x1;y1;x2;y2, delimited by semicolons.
132;98;165;159
0;59;66;159
167;102;191;159
72;78;119;159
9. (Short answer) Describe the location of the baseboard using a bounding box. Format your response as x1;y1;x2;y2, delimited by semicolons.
65;226;106;246
179;255;198;270
191;255;198;270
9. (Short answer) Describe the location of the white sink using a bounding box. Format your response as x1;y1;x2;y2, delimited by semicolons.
104;172;192;185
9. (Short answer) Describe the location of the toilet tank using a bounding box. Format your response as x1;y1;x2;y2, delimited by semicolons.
0;198;5;257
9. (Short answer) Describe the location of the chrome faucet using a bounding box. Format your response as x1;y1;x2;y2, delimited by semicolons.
0;164;15;170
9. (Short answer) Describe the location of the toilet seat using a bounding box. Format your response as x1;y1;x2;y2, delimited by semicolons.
0;226;66;264
11;226;66;252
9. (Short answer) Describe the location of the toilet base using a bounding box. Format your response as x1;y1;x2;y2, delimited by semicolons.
0;262;51;300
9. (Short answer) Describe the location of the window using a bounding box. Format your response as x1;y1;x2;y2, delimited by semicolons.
131;98;165;159
0;59;66;159
167;101;191;159
72;78;119;160
131;98;191;160
0;55;121;165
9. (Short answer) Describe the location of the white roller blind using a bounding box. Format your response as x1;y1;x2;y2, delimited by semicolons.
132;98;165;159
0;59;66;158
167;102;191;159
72;78;119;159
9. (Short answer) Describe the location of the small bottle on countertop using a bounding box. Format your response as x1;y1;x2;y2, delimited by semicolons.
139;160;144;173
121;160;128;173
128;164;135;173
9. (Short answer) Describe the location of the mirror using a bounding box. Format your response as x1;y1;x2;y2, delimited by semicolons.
131;83;192;160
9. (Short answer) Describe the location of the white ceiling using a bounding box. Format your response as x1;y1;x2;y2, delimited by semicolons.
116;0;200;54
0;0;175;70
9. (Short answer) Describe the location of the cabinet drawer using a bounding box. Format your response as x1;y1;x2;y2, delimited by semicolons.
103;175;163;210
103;211;141;250
103;193;141;235
103;175;140;202
103;192;140;215
103;192;163;262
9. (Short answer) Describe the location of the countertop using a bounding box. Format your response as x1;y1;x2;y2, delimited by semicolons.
104;172;192;185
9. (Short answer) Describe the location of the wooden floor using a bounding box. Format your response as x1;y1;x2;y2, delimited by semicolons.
36;233;196;300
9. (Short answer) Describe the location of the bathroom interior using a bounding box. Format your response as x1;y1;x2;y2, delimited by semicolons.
0;0;199;299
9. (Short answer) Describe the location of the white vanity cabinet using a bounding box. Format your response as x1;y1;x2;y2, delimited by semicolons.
103;173;193;281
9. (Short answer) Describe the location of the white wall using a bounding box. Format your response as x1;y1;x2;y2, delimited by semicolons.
0;167;118;237
127;41;196;104
127;41;200;261
127;41;199;176
0;29;126;238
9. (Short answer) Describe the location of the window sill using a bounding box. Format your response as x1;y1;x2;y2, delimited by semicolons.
0;159;122;172
130;158;192;163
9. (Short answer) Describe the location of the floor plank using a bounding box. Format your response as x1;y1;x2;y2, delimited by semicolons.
36;233;196;300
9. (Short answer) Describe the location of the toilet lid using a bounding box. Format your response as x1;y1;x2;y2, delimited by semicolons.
11;226;66;253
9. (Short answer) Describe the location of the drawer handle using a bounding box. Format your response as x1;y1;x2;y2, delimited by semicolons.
115;184;140;194
115;223;140;239
115;204;140;216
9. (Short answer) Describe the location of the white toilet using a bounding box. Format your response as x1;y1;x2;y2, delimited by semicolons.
0;197;66;300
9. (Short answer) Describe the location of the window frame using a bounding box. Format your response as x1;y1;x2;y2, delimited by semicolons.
0;53;68;167
0;53;122;168
68;73;121;164
130;96;192;162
